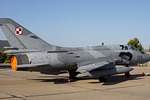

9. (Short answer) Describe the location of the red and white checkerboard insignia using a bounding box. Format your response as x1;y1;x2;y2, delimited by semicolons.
15;27;23;35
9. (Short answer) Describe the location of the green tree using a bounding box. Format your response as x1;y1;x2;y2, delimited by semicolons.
137;43;144;53
127;38;144;53
0;51;7;63
0;50;11;63
4;55;12;63
149;46;150;52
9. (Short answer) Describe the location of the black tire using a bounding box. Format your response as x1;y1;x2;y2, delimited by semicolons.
98;77;107;82
125;72;131;78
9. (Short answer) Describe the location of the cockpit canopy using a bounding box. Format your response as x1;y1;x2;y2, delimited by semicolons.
120;45;139;51
129;45;139;51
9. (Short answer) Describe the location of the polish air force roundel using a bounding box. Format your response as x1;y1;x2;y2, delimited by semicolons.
15;27;23;35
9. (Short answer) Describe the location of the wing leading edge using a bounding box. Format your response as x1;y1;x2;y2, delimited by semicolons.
76;60;133;78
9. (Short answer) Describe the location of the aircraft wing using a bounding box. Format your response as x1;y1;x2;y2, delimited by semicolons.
76;61;115;73
76;59;133;78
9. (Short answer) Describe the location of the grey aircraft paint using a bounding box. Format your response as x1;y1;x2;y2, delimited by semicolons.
0;18;150;82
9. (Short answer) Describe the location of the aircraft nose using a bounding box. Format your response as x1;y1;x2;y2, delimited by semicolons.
142;54;150;63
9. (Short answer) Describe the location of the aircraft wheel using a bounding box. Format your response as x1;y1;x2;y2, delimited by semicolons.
98;77;107;82
125;72;131;78
68;69;79;79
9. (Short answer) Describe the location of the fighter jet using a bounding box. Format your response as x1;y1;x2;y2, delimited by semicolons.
0;18;150;82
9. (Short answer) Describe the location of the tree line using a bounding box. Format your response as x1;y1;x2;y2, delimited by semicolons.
127;38;144;53
0;50;11;63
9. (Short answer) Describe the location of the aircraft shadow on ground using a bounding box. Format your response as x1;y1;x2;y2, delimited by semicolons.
29;74;145;85
30;76;72;84
101;74;144;85
30;76;97;84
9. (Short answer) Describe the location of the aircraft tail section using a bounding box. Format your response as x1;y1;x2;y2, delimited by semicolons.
0;18;57;50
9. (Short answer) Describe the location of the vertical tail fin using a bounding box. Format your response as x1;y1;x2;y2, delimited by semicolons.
0;18;57;50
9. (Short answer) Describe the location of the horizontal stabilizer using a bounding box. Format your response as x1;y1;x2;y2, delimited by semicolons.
0;64;11;69
13;63;60;75
12;63;50;71
17;63;49;68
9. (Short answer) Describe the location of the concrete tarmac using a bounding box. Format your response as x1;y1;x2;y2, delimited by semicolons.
0;67;150;100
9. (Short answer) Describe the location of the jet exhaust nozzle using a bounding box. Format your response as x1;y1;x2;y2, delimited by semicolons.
11;55;30;71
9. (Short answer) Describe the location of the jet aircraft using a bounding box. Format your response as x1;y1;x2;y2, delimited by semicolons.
0;18;150;82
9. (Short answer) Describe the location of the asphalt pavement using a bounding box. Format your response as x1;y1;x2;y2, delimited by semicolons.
0;66;150;100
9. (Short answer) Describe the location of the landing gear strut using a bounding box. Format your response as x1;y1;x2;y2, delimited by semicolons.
125;72;131;78
98;77;107;82
68;69;79;80
125;65;131;78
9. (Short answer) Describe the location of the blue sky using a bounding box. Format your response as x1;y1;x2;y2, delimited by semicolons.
0;0;150;48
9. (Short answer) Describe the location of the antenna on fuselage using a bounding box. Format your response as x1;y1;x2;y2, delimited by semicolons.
102;42;104;46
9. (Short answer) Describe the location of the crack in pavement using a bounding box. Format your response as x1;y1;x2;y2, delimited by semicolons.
0;92;26;100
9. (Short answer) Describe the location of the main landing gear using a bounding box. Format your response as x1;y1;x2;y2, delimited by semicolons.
125;72;131;78
125;65;131;78
98;77;107;82
68;69;79;81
